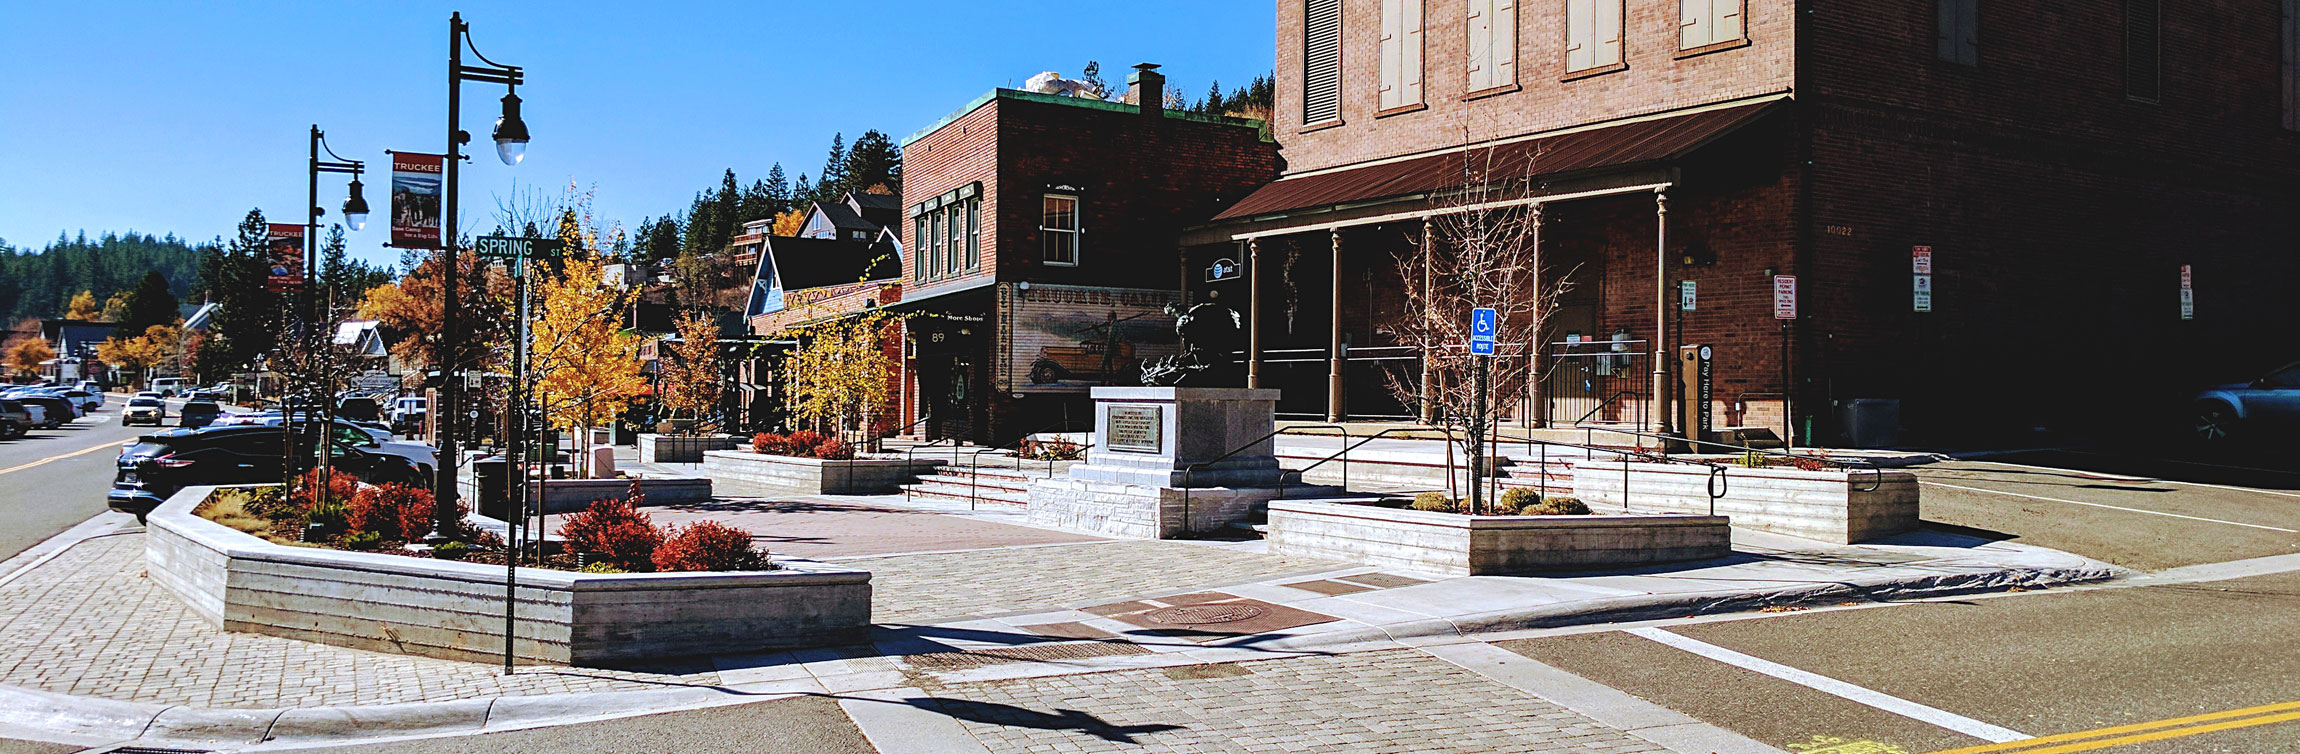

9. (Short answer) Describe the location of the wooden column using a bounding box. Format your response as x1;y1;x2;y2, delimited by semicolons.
1247;238;1263;389
1652;189;1673;435
1417;220;1436;425
1326;228;1345;423
1529;204;1548;429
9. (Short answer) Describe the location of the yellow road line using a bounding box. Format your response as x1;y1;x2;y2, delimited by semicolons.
0;440;126;476
1924;700;2300;754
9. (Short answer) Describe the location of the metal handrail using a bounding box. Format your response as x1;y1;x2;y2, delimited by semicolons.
901;436;961;501
964;420;1090;510
1488;431;1731;515
1571;390;1642;426
1272;426;1456;504
1578;426;1883;493
1176;424;1349;534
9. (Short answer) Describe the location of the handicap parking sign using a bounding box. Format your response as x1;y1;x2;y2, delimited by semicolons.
1470;307;1497;356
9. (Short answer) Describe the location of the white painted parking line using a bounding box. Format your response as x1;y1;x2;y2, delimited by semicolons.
1968;458;2300;500
1922;481;2299;533
1624;627;2033;744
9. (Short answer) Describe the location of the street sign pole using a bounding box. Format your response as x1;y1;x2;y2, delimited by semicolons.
1468;307;1497;514
1773;276;1798;449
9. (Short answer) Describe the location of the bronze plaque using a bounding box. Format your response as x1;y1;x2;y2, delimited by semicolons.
1105;405;1164;454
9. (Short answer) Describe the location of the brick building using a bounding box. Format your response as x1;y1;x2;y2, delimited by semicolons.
1179;0;2300;444
894;66;1281;444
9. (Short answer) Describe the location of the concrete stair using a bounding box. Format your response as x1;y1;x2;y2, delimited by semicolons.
899;458;1073;507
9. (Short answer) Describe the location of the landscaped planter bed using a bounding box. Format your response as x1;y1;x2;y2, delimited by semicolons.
635;434;742;463
1265;500;1731;576
700;450;942;495
147;485;871;666
1570;461;1919;544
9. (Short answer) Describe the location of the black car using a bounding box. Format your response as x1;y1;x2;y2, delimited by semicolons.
15;395;74;428
108;424;429;521
177;400;223;428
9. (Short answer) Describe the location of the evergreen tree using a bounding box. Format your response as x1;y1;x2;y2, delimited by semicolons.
840;130;902;196
815;133;846;204
763;163;792;216
120;270;179;336
193;209;278;380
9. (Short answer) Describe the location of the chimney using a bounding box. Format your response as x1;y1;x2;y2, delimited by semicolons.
1127;63;1165;118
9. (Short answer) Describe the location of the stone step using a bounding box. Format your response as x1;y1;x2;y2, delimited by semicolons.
901;484;1028;506
909;472;1034;490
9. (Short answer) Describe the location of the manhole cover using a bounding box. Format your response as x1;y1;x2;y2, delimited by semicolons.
1143;603;1268;625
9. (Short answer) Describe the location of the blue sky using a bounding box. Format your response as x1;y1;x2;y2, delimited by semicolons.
0;1;1274;266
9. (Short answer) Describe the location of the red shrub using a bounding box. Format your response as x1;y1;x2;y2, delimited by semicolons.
348;483;444;541
812;438;853;460
290;468;360;511
652;521;769;572
751;432;784;454
785;430;827;452
557;497;662;571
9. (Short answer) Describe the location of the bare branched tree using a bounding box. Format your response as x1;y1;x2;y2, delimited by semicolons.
1382;142;1571;515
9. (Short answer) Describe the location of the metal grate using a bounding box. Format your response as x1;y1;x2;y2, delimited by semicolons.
903;641;1150;671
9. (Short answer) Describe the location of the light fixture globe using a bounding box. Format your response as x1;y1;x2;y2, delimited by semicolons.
342;178;370;232
492;90;530;166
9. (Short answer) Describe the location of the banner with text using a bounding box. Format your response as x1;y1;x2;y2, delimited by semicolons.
389;152;444;249
264;224;305;292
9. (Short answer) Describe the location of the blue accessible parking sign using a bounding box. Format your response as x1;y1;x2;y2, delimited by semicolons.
1470;307;1497;356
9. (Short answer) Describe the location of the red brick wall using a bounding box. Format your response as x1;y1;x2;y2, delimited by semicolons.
1274;0;1795;174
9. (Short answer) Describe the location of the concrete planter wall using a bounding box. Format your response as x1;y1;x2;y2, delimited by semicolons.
700;450;942;495
1266;500;1731;577
462;476;714;517
145;486;871;666
635;434;741;463
1027;476;1289;539
1572;462;1920;544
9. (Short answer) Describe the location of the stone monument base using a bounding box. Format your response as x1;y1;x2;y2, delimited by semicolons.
1028;476;1336;539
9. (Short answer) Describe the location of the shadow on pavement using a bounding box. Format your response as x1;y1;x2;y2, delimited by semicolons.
904;697;1184;743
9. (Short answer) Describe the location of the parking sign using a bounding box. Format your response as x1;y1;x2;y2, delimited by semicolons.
1470;307;1497;356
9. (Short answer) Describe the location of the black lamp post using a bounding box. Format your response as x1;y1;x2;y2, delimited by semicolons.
305;126;365;492
430;11;529;544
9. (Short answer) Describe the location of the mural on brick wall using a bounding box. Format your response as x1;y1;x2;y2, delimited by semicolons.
996;283;1183;393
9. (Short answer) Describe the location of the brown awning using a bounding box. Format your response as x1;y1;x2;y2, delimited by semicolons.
1212;99;1781;222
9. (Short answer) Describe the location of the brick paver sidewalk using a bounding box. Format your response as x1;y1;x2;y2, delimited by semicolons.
931;648;1673;753
849;540;1341;624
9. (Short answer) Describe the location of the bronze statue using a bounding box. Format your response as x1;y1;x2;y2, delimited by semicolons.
1140;301;1245;387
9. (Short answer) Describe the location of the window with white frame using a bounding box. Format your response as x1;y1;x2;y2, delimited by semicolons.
965;199;980;269
913;216;930;282
944;201;961;276
1466;0;1518;92
1566;0;1623;73
1679;0;1745;51
1042;194;1079;266
927;211;944;280
1379;0;1425;110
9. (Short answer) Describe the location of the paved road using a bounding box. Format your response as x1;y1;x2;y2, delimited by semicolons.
295;695;875;754
1504;570;2300;753
1911;451;2300;571
0;399;143;560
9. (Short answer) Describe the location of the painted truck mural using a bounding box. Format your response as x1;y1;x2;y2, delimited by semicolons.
997;283;1183;393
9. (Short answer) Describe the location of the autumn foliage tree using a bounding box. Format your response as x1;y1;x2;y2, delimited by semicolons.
655;311;723;436
7;339;54;377
94;323;183;388
779;307;898;441
64;290;100;320
532;253;646;475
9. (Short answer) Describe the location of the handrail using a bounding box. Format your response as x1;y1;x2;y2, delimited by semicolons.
1487;430;1730;515
1578;426;1883;493
902;436;961;501
1271;426;1457;507
965;420;1090;510
1570;390;1641;427
1177;424;1348;534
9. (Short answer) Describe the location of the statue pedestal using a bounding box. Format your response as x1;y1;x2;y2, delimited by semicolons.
1030;387;1333;539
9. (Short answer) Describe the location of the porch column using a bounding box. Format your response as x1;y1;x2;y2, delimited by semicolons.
1652;189;1672;435
1418;220;1435;425
1529;204;1548;429
1326;228;1345;423
1247;238;1263;389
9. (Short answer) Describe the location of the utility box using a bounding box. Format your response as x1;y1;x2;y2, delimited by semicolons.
1839;398;1901;448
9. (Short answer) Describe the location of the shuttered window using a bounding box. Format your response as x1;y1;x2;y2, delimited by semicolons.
1466;0;1517;92
2285;0;2300;130
1567;0;1624;73
1936;0;1977;65
1679;0;1745;50
1303;0;1344;123
1379;0;1425;109
2125;0;2160;102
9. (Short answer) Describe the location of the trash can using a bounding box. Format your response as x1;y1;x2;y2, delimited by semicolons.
1838;398;1901;448
469;455;509;519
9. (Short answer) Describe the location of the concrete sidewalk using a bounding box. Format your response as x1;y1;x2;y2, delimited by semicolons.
0;492;2118;751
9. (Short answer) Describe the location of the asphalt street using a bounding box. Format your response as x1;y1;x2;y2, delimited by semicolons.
289;694;874;754
0;397;145;560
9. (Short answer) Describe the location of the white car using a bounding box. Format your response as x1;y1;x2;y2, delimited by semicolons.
149;377;187;397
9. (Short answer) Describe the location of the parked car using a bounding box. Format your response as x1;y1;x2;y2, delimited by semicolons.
149;377;187;397
62;390;101;412
0;400;33;439
2192;361;2300;443
182;389;222;403
123;397;168;426
337;395;383;424
108;424;432;521
14;394;76;428
388;396;428;434
75;380;104;394
177;400;223;428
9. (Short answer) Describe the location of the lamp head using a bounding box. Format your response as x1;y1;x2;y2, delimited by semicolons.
492;90;529;166
342;178;370;232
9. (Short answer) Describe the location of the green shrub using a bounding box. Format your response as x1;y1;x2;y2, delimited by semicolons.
1524;496;1592;516
341;530;385;551
1737;451;1768;469
577;561;625;574
1410;492;1458;513
306;499;350;533
1497;488;1541;514
432;541;470;560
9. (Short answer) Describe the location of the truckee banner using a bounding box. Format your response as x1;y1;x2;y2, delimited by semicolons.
389;152;444;249
264;224;305;292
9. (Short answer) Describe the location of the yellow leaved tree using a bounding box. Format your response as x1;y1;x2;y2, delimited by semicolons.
64;291;101;321
780;308;898;441
655;311;723;436
531;248;645;476
7;339;55;377
94;324;183;388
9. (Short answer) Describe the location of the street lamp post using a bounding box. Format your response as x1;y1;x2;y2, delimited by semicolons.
430;11;529;546
306;126;366;493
